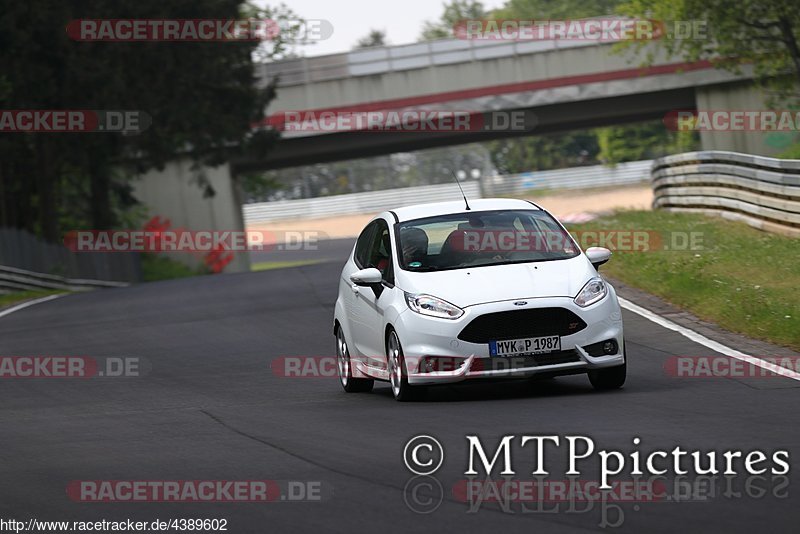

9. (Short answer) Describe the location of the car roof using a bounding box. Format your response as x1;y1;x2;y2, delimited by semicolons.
386;198;542;223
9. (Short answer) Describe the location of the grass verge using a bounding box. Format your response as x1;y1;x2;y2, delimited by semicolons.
0;289;67;309
251;260;322;272
569;210;799;350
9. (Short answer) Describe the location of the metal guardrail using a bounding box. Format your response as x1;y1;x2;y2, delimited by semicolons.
0;265;128;293
652;151;800;237
0;227;141;293
243;160;652;224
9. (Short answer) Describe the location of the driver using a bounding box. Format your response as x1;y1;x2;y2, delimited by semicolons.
400;227;429;267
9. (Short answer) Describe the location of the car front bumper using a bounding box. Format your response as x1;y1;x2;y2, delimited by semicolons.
394;290;624;386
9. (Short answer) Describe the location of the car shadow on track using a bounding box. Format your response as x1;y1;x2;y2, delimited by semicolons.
368;376;621;403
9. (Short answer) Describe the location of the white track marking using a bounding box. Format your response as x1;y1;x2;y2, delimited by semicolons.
618;297;800;382
0;294;65;319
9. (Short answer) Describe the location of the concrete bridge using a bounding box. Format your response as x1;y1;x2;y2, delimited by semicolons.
245;36;771;171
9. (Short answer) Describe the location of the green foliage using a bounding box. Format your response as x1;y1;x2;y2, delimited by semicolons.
489;132;599;174
420;0;489;41
354;29;387;49
617;0;800;105
596;122;699;164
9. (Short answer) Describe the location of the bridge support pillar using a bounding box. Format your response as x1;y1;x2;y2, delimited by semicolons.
132;160;251;274
695;82;798;156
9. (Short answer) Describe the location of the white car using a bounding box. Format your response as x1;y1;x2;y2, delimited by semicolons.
333;198;625;401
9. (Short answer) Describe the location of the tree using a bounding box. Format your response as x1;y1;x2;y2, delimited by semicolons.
354;29;387;49
420;0;488;41
0;0;298;241
617;0;800;103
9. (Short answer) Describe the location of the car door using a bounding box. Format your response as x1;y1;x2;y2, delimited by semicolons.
350;218;395;367
345;221;378;360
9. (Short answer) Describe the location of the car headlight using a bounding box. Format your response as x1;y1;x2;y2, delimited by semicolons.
574;277;607;307
405;293;464;319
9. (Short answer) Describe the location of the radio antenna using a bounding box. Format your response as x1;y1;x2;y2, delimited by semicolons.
451;170;471;211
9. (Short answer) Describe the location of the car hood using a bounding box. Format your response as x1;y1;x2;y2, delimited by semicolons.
398;255;595;308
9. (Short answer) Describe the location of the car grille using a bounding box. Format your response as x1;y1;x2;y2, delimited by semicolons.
457;308;587;343
470;350;582;371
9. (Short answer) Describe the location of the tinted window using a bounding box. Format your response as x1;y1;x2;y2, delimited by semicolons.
365;220;394;285
354;222;377;268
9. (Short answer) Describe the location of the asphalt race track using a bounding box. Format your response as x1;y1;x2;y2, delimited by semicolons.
1;261;798;533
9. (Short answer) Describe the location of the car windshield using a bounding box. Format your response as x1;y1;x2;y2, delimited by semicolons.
396;209;579;272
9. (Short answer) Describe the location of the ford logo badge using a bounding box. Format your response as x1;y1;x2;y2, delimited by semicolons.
513;301;527;306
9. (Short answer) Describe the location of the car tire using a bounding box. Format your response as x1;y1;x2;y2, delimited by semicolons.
588;343;626;390
336;327;373;393
387;329;426;402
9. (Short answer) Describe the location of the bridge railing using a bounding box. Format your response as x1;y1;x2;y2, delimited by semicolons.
651;151;800;237
259;34;610;88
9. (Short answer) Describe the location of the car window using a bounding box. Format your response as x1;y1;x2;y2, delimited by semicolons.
366;220;394;285
396;210;578;272
354;221;377;268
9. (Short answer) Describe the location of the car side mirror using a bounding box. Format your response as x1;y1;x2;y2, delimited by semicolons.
349;268;383;286
586;247;611;270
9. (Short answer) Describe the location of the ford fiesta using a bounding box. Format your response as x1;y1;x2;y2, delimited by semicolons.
333;198;625;401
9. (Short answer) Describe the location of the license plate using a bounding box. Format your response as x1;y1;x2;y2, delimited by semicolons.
489;336;561;357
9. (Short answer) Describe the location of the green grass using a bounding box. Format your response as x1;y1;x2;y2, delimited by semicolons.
251;259;322;272
570;210;800;350
140;254;203;282
0;289;67;308
776;142;800;159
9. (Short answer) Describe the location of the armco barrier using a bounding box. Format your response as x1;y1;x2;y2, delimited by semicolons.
652;151;800;237
0;265;128;292
0;227;139;293
243;160;652;225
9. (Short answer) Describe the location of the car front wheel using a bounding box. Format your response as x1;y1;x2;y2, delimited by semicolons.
588;343;626;390
387;330;425;402
336;328;373;393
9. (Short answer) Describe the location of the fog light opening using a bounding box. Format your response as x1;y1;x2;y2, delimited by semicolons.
602;340;618;355
419;356;466;373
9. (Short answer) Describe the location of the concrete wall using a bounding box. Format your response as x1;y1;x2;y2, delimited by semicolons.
132;159;250;273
